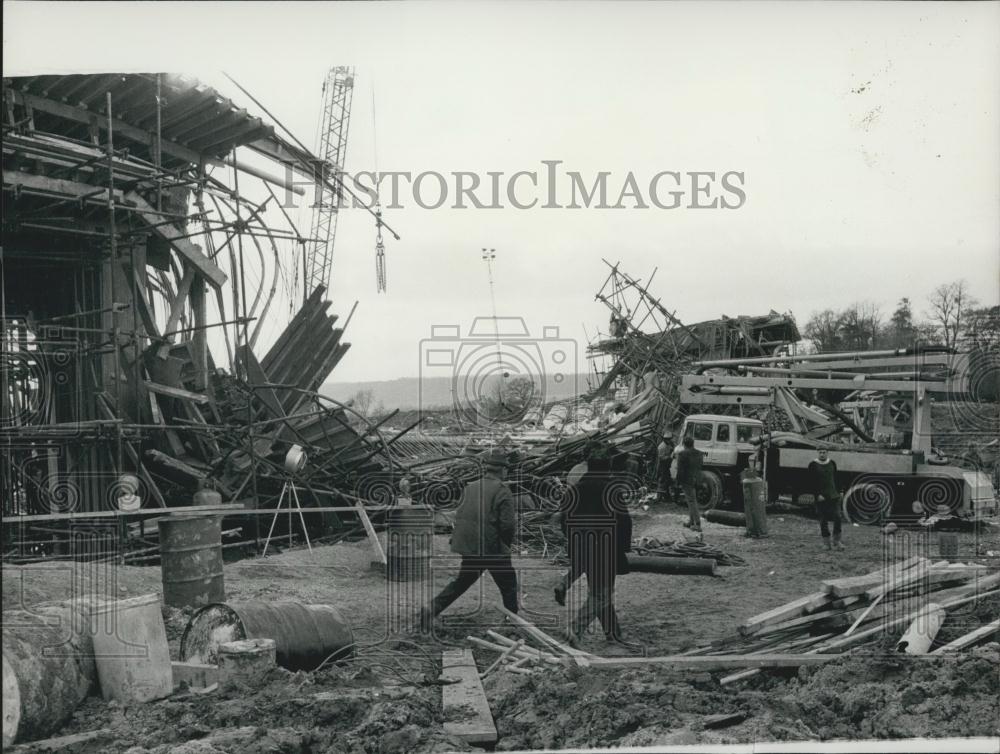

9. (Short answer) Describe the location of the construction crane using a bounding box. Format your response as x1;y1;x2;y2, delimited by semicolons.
305;66;355;299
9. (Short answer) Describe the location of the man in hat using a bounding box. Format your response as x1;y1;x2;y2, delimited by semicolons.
422;448;519;626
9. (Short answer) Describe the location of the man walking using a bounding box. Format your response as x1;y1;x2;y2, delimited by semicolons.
808;448;844;551
563;443;634;647
675;436;704;532
553;441;597;606
422;449;518;627
655;432;675;504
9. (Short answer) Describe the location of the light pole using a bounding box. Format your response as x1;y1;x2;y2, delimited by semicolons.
481;248;503;370
482;247;508;421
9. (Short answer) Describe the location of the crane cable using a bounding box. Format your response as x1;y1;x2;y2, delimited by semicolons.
372;85;386;293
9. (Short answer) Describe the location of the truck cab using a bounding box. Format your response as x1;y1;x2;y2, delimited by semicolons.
671;415;764;510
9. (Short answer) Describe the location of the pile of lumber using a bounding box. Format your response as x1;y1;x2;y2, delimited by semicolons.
467;607;601;673
676;556;1000;685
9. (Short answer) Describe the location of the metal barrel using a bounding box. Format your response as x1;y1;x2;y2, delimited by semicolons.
179;601;354;672
386;505;434;582
158;515;225;608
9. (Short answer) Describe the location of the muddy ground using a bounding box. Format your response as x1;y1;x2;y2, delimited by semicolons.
4;506;999;752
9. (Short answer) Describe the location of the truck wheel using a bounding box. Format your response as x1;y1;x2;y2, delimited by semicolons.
697;470;725;512
842;481;892;524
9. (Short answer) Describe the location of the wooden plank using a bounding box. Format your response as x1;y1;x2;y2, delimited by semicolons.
126;191;227;288
8;729;113;752
354;500;387;565
145;381;210;404
817;589;1000;652
931;619;1000;654
236;344;286;421
10;89;230;170
162;264;197;342
738;591;831;636
865;563;988;601
498;606;593;662
172;660;218;690
441;649;497;747
2;503;244;524
585;654;853;670
823;556;926;598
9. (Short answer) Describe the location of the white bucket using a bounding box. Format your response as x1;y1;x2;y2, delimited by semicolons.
90;593;172;703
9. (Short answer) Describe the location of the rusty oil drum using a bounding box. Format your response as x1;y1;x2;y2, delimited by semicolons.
180;601;354;671
386;505;434;582
157;514;225;608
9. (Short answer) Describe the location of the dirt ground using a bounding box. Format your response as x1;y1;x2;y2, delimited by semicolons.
4;506;999;752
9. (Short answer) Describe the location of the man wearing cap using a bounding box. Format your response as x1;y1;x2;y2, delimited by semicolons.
423;448;519;626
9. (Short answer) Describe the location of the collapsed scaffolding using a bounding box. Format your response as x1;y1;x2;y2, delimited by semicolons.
1;73;410;563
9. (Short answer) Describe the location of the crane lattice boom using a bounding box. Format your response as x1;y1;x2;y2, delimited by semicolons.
306;66;354;297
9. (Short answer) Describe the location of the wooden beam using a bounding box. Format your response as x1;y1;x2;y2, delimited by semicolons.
3;169;123;203
125;191;227;288
2;503;244;524
441;649;497;747
145;381;210;404
498;606;592;662
12;89;206;166
163;264;196;342
930;619;1000;654
738;591;831;636
189;278;209;390
354;500;387;566
582;653;945;670
822;556;925;598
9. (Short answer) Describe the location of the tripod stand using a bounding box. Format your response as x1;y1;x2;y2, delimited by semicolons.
262;479;313;556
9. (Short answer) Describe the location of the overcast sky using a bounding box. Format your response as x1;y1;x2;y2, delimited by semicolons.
5;1;999;384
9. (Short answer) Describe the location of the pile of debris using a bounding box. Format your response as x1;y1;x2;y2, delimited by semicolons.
680;556;999;685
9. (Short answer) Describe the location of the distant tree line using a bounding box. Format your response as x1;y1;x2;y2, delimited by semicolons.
802;279;998;353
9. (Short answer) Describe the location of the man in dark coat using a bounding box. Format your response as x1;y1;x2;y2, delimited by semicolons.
655;432;676;504
563;443;634;646
675;436;704;532
422;449;518;627
809;448;844;551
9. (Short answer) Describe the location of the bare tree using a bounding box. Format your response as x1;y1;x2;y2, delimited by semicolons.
803;309;843;352
966;304;1000;348
348;388;376;418
477;373;537;421
926;280;978;349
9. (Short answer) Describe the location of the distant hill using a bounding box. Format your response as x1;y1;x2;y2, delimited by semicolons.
321;373;592;411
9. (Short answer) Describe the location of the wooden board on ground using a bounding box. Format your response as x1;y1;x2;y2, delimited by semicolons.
441;649;497;747
738;591;831;636
8;729;113;752
822;556;925;598
499;606;593;664
930;619;1000;654
584;652;946;671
